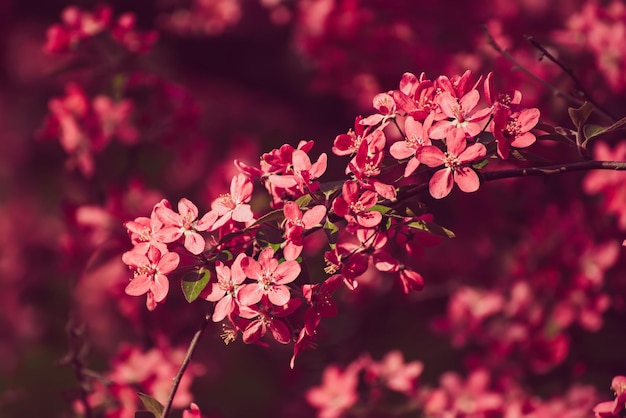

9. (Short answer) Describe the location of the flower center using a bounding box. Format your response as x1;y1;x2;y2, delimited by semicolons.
443;152;461;171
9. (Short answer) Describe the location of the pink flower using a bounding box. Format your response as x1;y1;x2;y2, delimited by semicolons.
429;89;492;139
211;173;254;229
238;247;301;306
490;105;540;159
183;403;202;418
111;13;158;53
124;209;167;255
333;116;368;156
201;253;247;322
122;246;180;311
417;129;486;199
390;113;434;177
268;149;327;195
611;376;626;415
238;298;300;344
366;351;423;394
155;198;216;255
283;202;327;261
332;180;382;227
306;364;360;418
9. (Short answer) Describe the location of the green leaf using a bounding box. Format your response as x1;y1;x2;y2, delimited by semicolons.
137;392;164;418
181;269;211;303
295;194;313;208
581;116;626;145
472;159;489;170
320;180;345;200
323;219;339;245
247;209;284;229
370;205;394;215
568;102;594;129
583;124;606;140
407;220;455;238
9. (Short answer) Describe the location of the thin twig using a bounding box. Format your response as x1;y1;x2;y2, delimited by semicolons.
160;311;212;418
524;35;617;122
63;321;93;418
484;28;585;108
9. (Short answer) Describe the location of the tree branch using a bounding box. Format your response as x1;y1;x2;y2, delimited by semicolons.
524;35;617;123
480;160;626;182
160;311;212;418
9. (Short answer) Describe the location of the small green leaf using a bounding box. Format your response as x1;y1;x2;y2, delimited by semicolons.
295;194;313;208
323;219;339;245
181;269;211;303
583;124;606;140
137;392;164;418
581;116;626;145
370;205;394;215
247;209;284;229
320;180;345;200
568;102;594;129
407;220;455;238
472;159;489;170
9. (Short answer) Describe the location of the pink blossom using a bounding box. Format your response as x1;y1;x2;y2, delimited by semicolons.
429;89;492;139
155;198;216;255
121;246;180;311
332;180;382;227
238;297;300;344
390;113;434;177
306;364;360;418
283;202;327;261
238;247;301;306
490;104;540;159
202;253;247;322
366;350;423;394
211;173;254;229
417;129;487;199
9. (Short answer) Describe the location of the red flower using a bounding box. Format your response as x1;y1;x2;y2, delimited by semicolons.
417;129;486;199
121;246;180;311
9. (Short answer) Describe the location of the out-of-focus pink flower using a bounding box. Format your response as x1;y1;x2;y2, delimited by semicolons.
306;364;360;418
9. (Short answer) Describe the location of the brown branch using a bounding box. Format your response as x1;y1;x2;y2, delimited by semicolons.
524;35;617;122
480;160;626;182
484;28;584;106
160;311;212;418
61;321;93;418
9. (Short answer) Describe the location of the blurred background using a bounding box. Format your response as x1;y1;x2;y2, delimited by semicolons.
1;0;626;416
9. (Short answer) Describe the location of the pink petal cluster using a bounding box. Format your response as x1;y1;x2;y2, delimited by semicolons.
417;129;486;199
